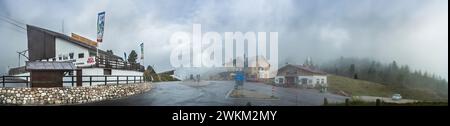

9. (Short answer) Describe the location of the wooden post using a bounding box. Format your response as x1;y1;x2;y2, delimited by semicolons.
271;86;275;98
345;98;350;106
26;76;29;87
134;76;136;83
89;76;92;86
71;76;74;87
105;76;107;85
117;76;119;85
376;99;381;106
3;76;6;87
76;69;82;87
324;97;328;106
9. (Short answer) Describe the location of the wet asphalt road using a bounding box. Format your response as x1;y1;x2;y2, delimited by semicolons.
83;81;348;106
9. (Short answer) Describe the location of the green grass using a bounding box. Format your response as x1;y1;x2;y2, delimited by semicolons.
395;88;448;102
328;75;394;97
328;75;447;102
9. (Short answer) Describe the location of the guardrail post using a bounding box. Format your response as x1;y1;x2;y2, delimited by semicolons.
323;97;328;106
71;76;74;87
26;76;29;87
90;76;92;86
117;76;119;85
105;76;107;85
140;76;142;83
345;98;350;106
376;99;381;106
3;76;5;87
134;76;136;83
126;76;128;84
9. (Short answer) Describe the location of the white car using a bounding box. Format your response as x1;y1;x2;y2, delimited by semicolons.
392;94;402;101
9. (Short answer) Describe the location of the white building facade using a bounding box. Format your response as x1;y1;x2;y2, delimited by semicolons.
274;64;327;88
9;25;144;87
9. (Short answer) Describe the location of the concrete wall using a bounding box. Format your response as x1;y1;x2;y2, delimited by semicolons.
71;68;143;86
0;83;151;105
13;68;143;87
79;68;143;76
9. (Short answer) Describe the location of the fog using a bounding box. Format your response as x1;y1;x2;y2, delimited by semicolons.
0;0;447;79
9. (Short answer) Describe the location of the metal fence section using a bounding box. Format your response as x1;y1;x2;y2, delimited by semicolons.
1;75;143;88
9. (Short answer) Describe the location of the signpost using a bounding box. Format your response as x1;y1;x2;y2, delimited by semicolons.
235;70;245;89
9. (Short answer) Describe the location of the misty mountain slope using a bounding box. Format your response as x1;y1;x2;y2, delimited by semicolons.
328;75;447;101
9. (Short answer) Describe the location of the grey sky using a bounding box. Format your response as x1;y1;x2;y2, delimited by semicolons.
0;0;447;79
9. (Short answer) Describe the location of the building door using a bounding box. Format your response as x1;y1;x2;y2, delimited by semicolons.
286;77;295;84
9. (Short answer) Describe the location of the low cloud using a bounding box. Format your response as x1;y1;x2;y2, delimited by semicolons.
0;0;447;78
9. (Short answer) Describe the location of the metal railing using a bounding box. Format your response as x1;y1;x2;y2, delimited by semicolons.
1;75;143;88
95;57;145;72
0;76;30;87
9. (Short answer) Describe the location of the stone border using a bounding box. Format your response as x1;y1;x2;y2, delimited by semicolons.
0;83;152;105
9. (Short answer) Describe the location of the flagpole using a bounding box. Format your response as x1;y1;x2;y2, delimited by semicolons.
143;43;144;67
141;43;144;68
97;43;100;58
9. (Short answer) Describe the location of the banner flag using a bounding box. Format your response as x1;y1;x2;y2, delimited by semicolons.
140;43;144;60
97;11;105;42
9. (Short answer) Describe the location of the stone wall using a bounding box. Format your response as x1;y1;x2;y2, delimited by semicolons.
0;83;151;105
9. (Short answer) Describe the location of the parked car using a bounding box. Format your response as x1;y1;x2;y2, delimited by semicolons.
392;94;402;101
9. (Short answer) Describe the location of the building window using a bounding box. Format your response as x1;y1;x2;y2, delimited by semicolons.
63;55;68;60
317;79;320;84
78;53;85;58
321;79;325;84
69;53;74;59
58;55;62;60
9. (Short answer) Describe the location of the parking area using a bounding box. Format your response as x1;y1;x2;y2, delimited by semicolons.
83;81;348;106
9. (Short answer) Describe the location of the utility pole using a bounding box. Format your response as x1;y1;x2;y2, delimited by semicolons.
16;50;28;67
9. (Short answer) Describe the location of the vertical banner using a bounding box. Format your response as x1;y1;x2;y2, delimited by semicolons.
140;43;144;60
124;52;127;61
97;11;105;42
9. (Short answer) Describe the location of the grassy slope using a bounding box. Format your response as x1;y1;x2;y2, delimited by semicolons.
328;75;394;97
328;75;447;101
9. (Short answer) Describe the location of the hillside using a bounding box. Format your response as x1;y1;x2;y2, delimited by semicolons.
328;75;447;101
